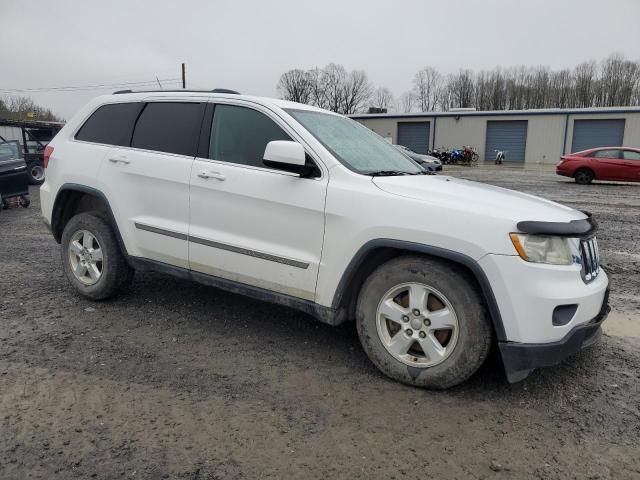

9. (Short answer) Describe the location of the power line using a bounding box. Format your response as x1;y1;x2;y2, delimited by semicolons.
0;78;182;93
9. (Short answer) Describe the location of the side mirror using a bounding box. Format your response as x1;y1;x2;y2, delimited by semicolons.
263;140;318;177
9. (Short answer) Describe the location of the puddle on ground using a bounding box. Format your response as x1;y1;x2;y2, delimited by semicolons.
603;310;640;339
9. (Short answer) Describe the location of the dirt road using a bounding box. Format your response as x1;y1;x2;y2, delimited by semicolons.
1;167;639;479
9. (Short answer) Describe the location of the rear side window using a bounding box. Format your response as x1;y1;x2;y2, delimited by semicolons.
591;149;621;159
131;102;203;156
209;104;291;167
75;103;142;146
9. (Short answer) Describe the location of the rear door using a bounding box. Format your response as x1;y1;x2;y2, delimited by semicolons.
97;100;205;268
622;149;640;182
188;101;327;301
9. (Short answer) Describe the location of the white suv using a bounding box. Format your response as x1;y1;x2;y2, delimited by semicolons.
41;91;610;388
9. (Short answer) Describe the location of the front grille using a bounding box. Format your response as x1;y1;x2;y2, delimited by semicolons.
580;237;600;283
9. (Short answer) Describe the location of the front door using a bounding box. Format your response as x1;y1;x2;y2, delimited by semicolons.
622;149;640;182
590;149;625;180
189;103;327;301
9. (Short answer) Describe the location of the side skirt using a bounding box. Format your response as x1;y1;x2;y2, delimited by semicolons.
126;256;345;326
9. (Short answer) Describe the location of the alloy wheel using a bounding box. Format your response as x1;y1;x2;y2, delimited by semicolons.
68;230;104;285
376;282;459;367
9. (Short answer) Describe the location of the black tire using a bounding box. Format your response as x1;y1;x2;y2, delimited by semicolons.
27;161;45;185
61;212;133;300
574;168;594;185
356;256;492;389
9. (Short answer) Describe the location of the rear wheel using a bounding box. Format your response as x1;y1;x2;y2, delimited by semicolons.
61;212;133;300
356;256;492;389
574;168;594;185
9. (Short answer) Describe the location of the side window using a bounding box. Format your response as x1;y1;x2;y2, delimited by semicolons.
75;103;142;146
592;149;621;159
209;104;291;167
131;102;203;156
623;150;640;161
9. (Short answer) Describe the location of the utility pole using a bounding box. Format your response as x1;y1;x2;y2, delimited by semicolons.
181;63;186;89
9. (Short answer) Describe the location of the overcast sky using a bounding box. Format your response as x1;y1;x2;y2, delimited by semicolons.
1;0;639;119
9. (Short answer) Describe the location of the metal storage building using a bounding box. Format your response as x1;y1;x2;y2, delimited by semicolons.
351;107;640;164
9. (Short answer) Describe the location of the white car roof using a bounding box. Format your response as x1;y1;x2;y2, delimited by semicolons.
93;91;335;115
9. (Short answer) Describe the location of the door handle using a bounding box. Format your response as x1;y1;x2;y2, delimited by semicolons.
197;170;226;181
108;155;130;164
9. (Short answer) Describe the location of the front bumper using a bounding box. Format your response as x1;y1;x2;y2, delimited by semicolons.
499;289;610;382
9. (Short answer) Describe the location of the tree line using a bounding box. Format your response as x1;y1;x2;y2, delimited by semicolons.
0;96;62;122
277;54;640;114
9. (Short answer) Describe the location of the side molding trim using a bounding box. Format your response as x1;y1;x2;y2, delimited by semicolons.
133;222;309;269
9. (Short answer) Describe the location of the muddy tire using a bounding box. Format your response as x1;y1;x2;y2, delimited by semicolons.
574;168;594;185
356;256;492;389
61;212;133;300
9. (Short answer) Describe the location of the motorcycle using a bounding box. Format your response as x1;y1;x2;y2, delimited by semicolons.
448;148;464;164
462;146;479;166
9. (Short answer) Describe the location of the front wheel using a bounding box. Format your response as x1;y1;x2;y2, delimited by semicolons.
61;212;133;300
356;256;492;389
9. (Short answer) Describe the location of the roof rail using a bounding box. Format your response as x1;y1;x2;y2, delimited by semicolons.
113;88;241;95
211;88;240;94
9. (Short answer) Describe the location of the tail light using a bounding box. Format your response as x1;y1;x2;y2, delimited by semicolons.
43;145;54;168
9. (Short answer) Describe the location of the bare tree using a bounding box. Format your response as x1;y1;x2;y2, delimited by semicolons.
308;67;329;110
413;66;442;111
397;92;416;112
373;87;394;110
342;70;373;114
574;61;597;107
1;95;61;121
276;54;640;115
446;70;475;109
277;69;313;104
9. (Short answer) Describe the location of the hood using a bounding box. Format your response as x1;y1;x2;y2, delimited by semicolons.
372;175;585;224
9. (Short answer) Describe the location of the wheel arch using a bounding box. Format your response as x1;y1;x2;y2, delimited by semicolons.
331;239;507;341
51;183;128;256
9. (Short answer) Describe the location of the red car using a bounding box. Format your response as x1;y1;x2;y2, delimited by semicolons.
556;147;640;184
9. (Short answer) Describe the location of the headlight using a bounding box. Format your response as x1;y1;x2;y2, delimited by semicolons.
509;233;574;265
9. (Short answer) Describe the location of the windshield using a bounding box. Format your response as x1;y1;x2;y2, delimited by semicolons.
286;109;421;175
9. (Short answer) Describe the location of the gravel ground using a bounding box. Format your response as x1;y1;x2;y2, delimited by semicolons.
1;166;639;480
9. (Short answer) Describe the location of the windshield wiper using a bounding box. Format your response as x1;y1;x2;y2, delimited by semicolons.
366;170;413;176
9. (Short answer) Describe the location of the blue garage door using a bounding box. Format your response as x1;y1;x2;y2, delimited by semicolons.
485;121;528;162
571;119;625;153
397;122;430;154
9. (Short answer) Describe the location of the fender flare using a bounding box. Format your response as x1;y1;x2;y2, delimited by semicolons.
51;183;128;255
330;239;507;341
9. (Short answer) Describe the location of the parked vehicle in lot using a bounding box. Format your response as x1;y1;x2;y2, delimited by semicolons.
0;119;64;185
41;91;609;388
556;147;640;184
429;147;450;165
394;144;442;171
0;140;31;210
